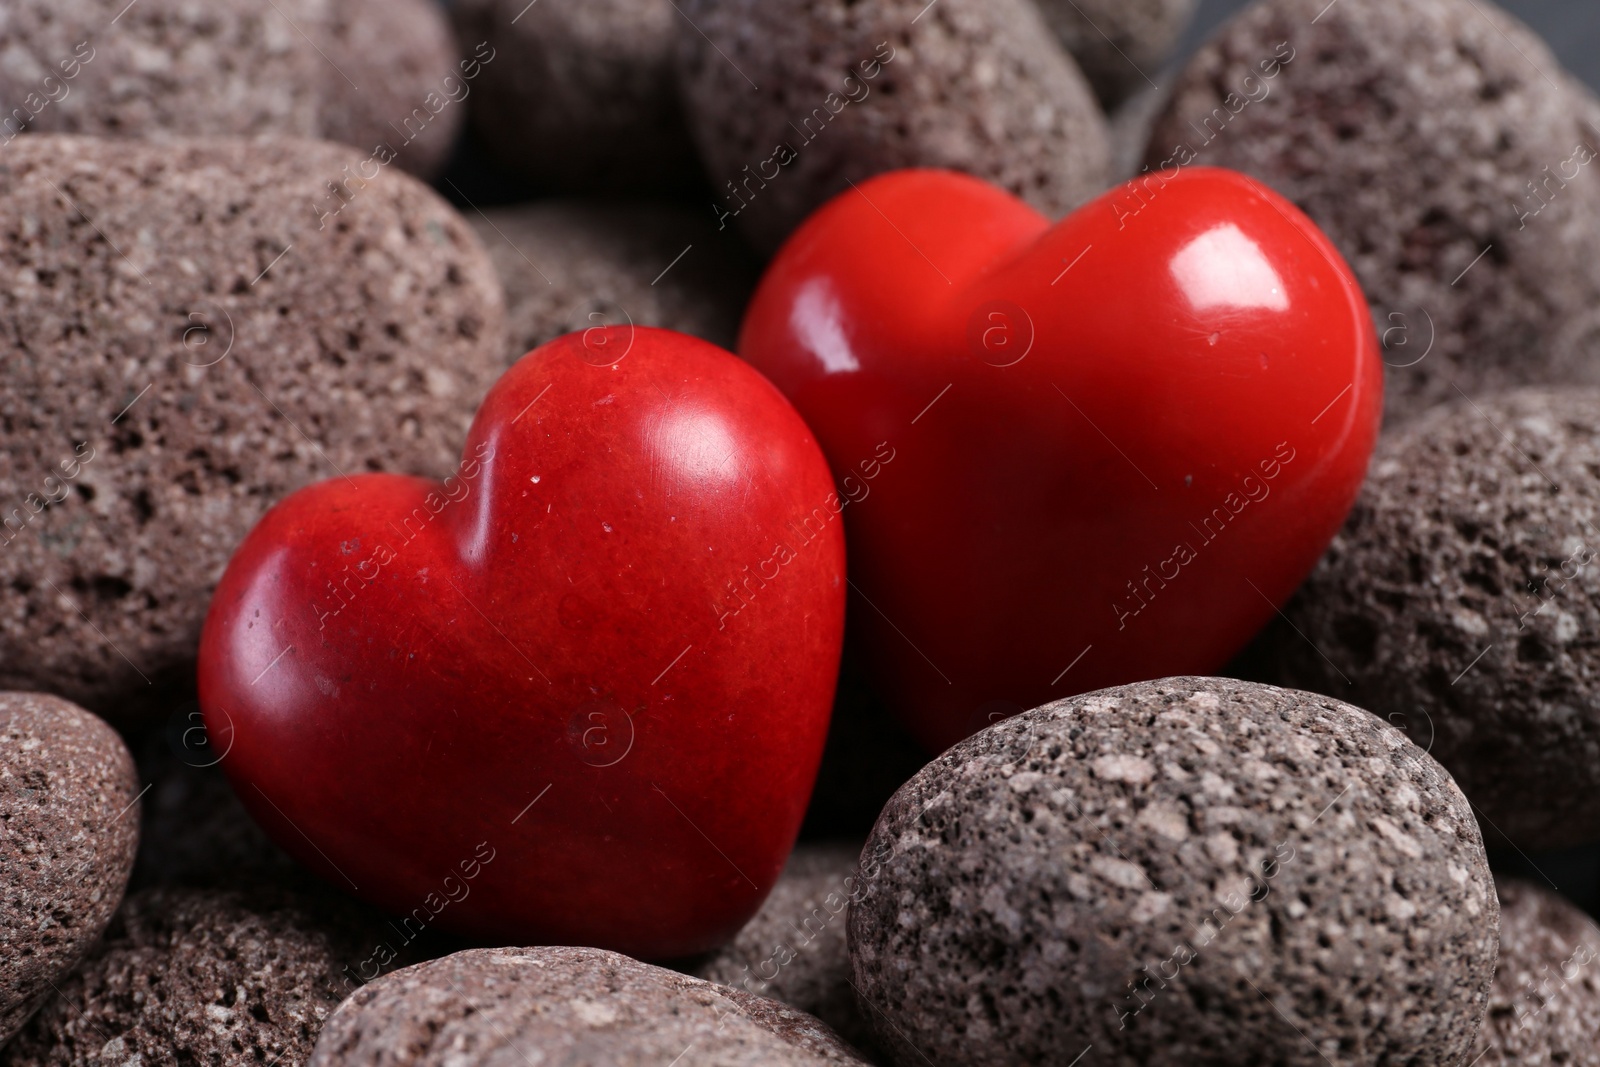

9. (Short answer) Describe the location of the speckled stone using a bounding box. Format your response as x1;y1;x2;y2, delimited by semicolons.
676;0;1111;253
309;946;870;1066
0;0;463;175
689;842;885;1054
468;200;758;363
1144;0;1600;426
450;0;702;192
317;0;466;178
1263;388;1600;852
849;677;1499;1067
1468;879;1600;1065
1034;0;1198;108
0;693;139;1045
2;887;377;1066
0;0;326;138
0;135;505;723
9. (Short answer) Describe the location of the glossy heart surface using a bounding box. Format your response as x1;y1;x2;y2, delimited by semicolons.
740;167;1380;753
198;327;845;958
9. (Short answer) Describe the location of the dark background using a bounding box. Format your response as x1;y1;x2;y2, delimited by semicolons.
1178;0;1600;89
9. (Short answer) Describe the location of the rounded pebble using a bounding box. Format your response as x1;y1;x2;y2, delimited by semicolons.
451;0;702;192
689;842;886;1053
468;200;758;362
1034;0;1199;108
0;0;324;138
3;887;377;1066
1144;0;1600;425
1264;387;1600;851
0;693;139;1045
317;0;467;178
309;945;870;1066
0;135;505;722
848;677;1498;1067
1469;879;1600;1065
0;0;463;175
676;0;1111;253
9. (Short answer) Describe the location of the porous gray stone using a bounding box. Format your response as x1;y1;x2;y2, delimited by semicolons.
1034;0;1199;108
1263;387;1600;852
0;135;505;723
1144;0;1600;426
848;676;1499;1067
676;0;1111;253
468;200;758;363
0;0;326;139
318;0;466;178
689;842;887;1054
0;693;139;1045
1468;879;1600;1066
308;946;871;1066
2;887;376;1066
450;0;702;192
0;0;463;176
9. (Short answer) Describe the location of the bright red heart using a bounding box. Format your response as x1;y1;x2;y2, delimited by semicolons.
197;327;846;959
739;167;1381;753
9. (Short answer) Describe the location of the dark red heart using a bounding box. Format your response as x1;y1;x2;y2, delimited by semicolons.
739;167;1381;752
198;327;845;959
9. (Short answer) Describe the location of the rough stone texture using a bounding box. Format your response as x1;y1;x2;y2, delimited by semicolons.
2;887;378;1066
1144;0;1600;426
309;946;871;1066
0;0;461;176
451;0;703;193
469;200;758;364
0;693;139;1046
688;842;881;1054
1034;0;1199;108
676;0;1112;253
1263;388;1600;852
1469;879;1600;1066
849;677;1499;1067
0;135;505;723
0;0;327;139
318;0;466;178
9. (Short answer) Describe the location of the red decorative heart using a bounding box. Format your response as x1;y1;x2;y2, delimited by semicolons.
198;328;845;959
739;167;1380;753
